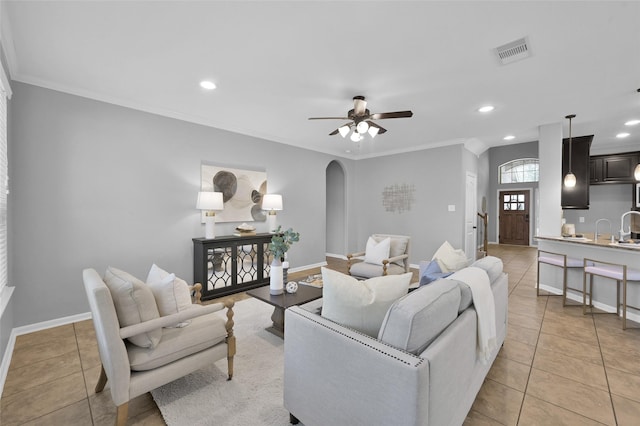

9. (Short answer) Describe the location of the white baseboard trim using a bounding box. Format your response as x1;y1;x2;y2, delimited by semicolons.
0;328;16;399
537;283;640;323
0;311;92;399
325;253;347;260
289;261;327;273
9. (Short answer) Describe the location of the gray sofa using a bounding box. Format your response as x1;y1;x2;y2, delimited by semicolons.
283;256;507;426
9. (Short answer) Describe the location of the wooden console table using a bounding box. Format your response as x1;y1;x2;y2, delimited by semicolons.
193;233;274;301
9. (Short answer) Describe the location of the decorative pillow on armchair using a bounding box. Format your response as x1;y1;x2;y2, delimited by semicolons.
364;236;391;265
104;267;162;348
146;264;194;317
321;267;412;337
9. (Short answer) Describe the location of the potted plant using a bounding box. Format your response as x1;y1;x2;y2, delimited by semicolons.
269;226;300;295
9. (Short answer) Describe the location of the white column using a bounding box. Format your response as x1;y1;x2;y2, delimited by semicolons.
538;122;563;236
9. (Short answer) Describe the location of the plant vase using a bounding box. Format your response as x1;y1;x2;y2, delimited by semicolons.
270;259;284;295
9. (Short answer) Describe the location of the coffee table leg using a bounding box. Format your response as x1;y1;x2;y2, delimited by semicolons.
267;306;286;338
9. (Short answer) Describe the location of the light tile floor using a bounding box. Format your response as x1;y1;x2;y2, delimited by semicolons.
1;244;639;425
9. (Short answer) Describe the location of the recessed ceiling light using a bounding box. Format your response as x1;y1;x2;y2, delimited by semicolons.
345;150;351;154
616;132;630;138
478;105;495;113
200;80;216;90
503;135;515;141
624;119;640;126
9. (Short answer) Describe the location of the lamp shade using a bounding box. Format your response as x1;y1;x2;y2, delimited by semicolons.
635;163;640;181
196;192;224;210
262;194;283;211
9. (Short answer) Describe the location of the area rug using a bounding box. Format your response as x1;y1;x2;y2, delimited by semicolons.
151;297;291;425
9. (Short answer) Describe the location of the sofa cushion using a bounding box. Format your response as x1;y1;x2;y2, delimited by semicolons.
432;241;468;272
321;267;412;337
470;256;504;283
104;267;162;348
419;260;453;285
378;279;461;355
146;264;193;317
364;236;391;265
127;305;227;371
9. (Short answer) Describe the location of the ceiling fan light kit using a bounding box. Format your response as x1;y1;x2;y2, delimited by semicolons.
309;96;413;142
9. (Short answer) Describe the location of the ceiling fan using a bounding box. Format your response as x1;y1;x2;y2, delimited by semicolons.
308;96;413;141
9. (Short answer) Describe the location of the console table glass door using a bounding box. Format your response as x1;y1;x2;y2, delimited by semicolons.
193;233;274;301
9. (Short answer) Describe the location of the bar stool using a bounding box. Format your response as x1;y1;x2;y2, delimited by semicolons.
537;250;586;306
583;258;640;330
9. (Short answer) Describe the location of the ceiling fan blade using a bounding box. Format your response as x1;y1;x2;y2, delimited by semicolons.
308;117;350;120
329;128;340;136
368;121;387;134
353;96;367;116
370;110;413;120
309;117;349;120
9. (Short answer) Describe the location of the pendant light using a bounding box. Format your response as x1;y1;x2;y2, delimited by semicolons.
564;114;577;188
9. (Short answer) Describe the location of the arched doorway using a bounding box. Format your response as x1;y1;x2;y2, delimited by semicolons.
325;160;346;256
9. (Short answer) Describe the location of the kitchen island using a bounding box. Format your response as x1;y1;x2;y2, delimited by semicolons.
535;235;640;324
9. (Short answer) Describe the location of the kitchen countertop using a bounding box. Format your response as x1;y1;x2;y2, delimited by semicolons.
535;234;640;251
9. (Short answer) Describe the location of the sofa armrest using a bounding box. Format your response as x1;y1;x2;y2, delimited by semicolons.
284;307;429;426
119;302;227;339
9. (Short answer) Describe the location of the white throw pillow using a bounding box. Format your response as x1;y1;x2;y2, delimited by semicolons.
431;241;468;273
146;264;193;317
320;267;412;337
104;267;162;348
364;236;391;265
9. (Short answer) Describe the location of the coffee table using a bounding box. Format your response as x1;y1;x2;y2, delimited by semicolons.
246;284;323;338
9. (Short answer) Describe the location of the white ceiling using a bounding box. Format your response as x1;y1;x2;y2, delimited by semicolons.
2;1;639;159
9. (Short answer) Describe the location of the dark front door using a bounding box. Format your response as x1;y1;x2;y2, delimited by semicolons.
499;190;530;245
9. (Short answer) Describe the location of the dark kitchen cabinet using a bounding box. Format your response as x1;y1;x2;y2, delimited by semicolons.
590;152;639;184
562;135;592;209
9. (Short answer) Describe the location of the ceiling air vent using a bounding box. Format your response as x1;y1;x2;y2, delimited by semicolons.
494;37;531;65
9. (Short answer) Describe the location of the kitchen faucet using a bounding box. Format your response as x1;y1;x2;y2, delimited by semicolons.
594;218;611;241
619;211;640;241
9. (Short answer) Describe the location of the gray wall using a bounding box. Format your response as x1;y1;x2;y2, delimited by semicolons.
8;82;347;326
488;141;539;243
563;184;635;238
351;144;472;263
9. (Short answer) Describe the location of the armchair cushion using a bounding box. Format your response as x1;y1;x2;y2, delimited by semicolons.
104;267;162;349
127;305;228;371
364;236;391;265
349;262;406;279
321;267;412;337
146;264;193;317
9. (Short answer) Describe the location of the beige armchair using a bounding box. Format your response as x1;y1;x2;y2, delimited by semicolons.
347;234;411;279
83;268;236;426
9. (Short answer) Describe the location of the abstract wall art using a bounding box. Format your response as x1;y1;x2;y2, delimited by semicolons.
382;183;415;214
201;163;267;223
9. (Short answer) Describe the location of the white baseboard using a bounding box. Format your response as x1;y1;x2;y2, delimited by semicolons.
289;261;327;273
0;328;16;400
325;253;347;260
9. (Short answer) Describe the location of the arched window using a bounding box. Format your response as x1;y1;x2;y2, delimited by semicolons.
499;158;539;184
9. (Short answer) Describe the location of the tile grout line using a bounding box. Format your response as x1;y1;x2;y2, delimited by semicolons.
514;260;546;426
592;317;620;426
74;322;97;426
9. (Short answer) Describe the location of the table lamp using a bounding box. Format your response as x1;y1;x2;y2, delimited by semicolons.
262;194;283;233
196;191;224;239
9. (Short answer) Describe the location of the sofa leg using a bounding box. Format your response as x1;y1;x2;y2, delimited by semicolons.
289;413;300;424
95;365;107;393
